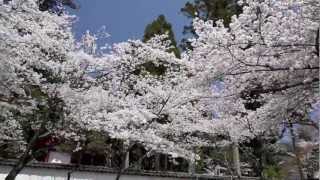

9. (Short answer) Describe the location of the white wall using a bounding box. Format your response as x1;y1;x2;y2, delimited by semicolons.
0;165;189;180
47;152;71;164
0;165;67;180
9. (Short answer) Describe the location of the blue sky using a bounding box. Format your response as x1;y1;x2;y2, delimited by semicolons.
69;0;191;45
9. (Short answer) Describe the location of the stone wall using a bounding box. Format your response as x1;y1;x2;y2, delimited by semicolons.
0;159;259;180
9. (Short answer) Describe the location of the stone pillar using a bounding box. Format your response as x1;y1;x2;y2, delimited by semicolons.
232;142;241;177
123;140;130;169
124;151;130;169
188;160;195;174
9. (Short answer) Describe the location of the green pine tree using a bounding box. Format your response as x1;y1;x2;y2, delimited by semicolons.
143;15;181;58
180;0;242;50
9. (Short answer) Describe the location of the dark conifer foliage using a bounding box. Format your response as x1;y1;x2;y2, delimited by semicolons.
143;15;181;58
180;0;242;50
38;0;78;14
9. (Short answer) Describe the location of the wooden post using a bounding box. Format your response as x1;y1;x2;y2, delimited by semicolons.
163;154;168;170
155;153;160;171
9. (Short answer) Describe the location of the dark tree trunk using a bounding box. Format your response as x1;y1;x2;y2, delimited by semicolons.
5;134;38;180
115;151;127;180
5;117;47;180
115;141;130;180
5;154;32;180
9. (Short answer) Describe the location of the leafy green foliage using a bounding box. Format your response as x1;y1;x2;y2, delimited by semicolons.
86;131;109;153
262;165;284;180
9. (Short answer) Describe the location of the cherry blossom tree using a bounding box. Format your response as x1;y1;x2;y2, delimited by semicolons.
2;0;319;179
61;34;198;158
0;0;200;178
0;0;85;179
58;35;205;179
185;0;319;177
